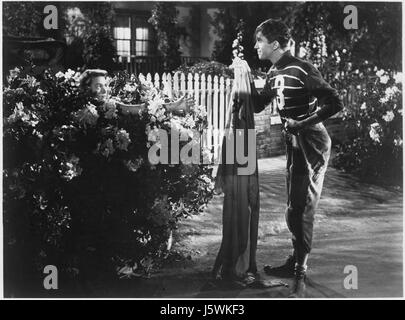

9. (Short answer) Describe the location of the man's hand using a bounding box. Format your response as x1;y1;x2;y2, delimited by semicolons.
231;57;251;72
231;57;253;82
284;118;303;135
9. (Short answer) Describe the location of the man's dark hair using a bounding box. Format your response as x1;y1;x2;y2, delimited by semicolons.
254;18;291;48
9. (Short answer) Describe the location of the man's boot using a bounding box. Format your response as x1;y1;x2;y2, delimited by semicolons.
263;254;295;278
288;264;307;298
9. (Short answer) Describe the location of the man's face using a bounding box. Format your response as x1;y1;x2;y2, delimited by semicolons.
90;76;108;101
254;31;277;61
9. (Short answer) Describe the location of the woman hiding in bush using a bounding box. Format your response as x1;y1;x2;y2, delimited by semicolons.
79;69;194;115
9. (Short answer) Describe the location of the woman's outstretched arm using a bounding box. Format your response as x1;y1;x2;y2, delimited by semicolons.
116;95;195;116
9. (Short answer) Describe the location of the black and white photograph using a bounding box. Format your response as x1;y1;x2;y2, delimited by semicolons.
1;0;403;301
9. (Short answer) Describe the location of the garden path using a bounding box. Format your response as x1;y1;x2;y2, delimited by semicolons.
100;156;403;298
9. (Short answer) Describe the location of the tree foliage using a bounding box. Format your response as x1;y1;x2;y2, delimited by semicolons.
289;2;402;71
2;2;43;37
62;3;117;72
211;2;293;70
148;2;183;72
81;25;118;72
3;2;118;72
211;2;401;72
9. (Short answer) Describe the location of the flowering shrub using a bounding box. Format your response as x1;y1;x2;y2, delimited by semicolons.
297;27;328;69
232;19;246;60
3;68;214;291
175;61;233;79
332;68;402;185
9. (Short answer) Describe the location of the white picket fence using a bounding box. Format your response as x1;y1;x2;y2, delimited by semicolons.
138;72;234;162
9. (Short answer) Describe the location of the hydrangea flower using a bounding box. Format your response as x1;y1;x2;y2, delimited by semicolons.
103;100;118;119
384;86;399;99
192;105;208;118
394;137;403;147
74;103;99;127
393;72;403;84
123;83;137;93
376;69;385;77
382;110;395;122
124;158;143;172
64;69;76;79
7;102;30;123
369;123;381;143
202;148;213;164
116;129;131;151
379;97;388;104
379;75;389;84
61;155;82;181
55;71;64;79
183;114;196;128
147;127;161;142
147;96;165;116
8;67;20;82
169;118;183;132
7;102;39;127
96;138;115;158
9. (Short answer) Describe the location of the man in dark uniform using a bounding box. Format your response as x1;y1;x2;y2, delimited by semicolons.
241;18;343;297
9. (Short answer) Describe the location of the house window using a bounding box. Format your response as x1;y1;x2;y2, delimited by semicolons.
114;14;154;57
135;27;150;56
114;16;131;57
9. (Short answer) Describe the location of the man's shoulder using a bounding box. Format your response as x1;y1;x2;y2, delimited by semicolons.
287;55;316;74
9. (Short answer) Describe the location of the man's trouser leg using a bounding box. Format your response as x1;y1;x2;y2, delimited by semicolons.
285;124;331;258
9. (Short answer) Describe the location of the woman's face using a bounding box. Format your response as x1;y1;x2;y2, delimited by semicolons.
90;76;108;101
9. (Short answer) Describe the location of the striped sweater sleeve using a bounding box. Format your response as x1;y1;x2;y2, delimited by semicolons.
305;63;343;120
250;79;275;113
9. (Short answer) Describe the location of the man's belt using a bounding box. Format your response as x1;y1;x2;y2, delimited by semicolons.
279;109;315;120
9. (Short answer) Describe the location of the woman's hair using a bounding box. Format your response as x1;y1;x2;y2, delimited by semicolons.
254;18;291;48
79;69;108;89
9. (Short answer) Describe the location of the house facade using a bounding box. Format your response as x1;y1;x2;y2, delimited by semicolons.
111;2;222;64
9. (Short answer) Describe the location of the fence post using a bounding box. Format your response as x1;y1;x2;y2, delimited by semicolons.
180;73;186;96
194;73;200;106
225;78;232;126
163;73;172;99
154;73;160;89
207;74;213;158
162;72;167;89
219;76;225;138
187;73;194;97
146;73;152;83
173;72;179;97
201;73;207;109
213;75;219;162
200;73;207;150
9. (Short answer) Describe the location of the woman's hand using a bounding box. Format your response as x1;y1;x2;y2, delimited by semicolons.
171;94;195;115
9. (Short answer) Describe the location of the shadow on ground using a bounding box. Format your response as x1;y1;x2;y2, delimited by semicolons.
25;156;401;298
